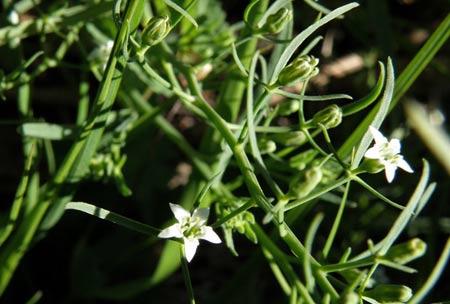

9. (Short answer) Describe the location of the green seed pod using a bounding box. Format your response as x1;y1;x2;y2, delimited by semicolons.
261;8;292;35
142;16;171;46
289;167;323;198
277;55;319;85
339;291;359;304
363;284;412;303
311;104;343;129
270;131;306;146
277;100;300;116
384;238;427;264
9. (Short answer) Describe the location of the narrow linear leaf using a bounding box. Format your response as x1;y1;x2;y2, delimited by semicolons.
20;122;75;140
378;160;430;255
274;89;352;101
66;202;160;236
270;2;359;83
0;143;36;246
350;57;394;169
164;0;198;28
342;62;385;116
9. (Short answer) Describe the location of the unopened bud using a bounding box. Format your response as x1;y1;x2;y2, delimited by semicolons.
363;284;412;303
311;104;342;129
261;8;292;35
270;131;306;146
289;167;322;198
339;291;359;304
289;149;318;170
384;238;427;264
277;55;319;85
278;100;300;116
258;138;277;154
7;10;20;25
142;16;171;46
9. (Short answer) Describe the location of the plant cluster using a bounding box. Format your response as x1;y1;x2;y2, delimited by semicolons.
0;0;449;303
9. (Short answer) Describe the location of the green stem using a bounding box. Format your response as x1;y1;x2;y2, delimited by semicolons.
322;181;351;259
180;246;196;304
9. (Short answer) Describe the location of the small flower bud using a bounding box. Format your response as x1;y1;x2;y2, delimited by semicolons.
384;238;427;264
339;291;359;304
261;8;292;35
258;138;277;154
277;55;319;85
270;131;306;146
311;104;342;129
289;149;318;170
7;9;20;25
289;167;323;198
277;100;300;116
363;284;412;303
142;16;171;46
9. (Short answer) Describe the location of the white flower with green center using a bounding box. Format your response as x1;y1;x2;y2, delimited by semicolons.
158;203;221;262
364;126;413;183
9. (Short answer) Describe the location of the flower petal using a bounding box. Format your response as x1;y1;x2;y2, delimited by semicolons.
158;223;182;239
369;126;387;145
384;163;397;183
200;226;222;244
184;238;199;262
169;203;190;222
396;158;414;173
192;207;210;224
389;138;401;154
365;147;381;159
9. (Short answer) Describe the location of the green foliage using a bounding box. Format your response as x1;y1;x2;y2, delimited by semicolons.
0;0;449;303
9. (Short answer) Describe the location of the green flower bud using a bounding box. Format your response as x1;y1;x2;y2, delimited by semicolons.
261;8;292;35
289;167;322;198
289;149;318;170
339;291;359;304
363;284;412;303
270;131;306;146
258;138;277;154
277;55;319;85
277;100;300;116
384;238;427;264
142;16;171;46
244;223;258;244
311;104;342;129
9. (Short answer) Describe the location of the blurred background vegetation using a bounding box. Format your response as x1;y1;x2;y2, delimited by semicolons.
0;0;449;303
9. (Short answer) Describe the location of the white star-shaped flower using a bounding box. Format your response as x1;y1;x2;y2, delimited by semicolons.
364;126;413;183
158;203;221;262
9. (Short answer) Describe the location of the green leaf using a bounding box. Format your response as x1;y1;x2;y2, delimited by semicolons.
20;122;75;140
165;0;198;28
66;202;160;236
269;2;359;83
350;57;394;168
0;142;36;246
378;160;430;255
342;62;385;116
